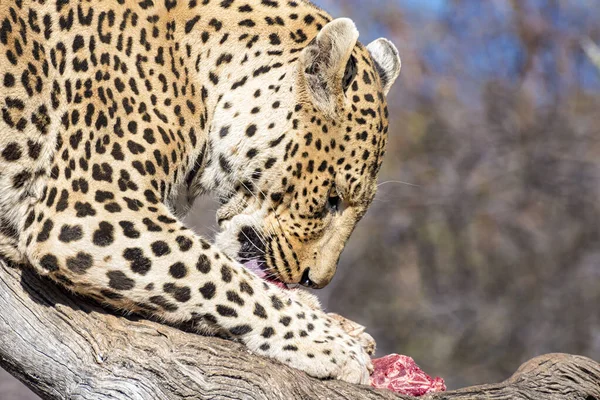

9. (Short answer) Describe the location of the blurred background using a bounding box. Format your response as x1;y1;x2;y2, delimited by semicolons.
3;0;600;397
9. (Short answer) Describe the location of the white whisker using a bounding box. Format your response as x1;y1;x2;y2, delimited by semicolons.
377;180;420;188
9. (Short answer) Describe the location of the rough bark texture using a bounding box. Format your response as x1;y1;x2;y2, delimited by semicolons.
1;259;599;400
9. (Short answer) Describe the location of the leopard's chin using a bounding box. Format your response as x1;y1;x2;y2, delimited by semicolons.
242;259;291;290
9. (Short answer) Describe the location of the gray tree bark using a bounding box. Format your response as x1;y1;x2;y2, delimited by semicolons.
1;259;599;400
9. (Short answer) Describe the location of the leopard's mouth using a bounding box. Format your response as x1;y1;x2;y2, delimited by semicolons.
242;259;291;290
237;226;291;290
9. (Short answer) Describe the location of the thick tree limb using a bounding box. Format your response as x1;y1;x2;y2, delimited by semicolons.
0;259;599;400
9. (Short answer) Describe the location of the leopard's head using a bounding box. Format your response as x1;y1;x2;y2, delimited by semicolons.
210;18;401;289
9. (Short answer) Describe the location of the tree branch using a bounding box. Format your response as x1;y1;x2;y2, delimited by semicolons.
1;259;599;400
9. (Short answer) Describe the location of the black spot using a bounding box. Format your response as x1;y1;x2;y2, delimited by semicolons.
221;264;232;282
93;222;114;247
107;270;135;290
209;18;223;31
92;163;113;182
58;225;83;243
280;316;292;326
216;305;238;318
231;76;247;90
229;325;252;335
169;262;187;279
261;327;275;338
105;202;122;213
36;219;54;242
163;283;191;303
283;345;298;351
56;190;69;212
239;19;255;27
40;254;59;272
196;254;211;273
219;125;230;138
270;193;282;203
269;33;281;45
2;142;22;161
143;128;156;144
199;282;216;299
142;217;162;232
74;202;97;217
246;148;258;158
254;303;267;319
151;240;171;256
27;140;42;160
185;15;200;33
176;236;193;252
245;124;257;137
72;35;84;52
127;140;145;154
240;281;254;295
3;73;15;87
123;248;152;275
124;197;144;211
119;221;140;239
201;313;218;324
265;158;276;169
46;187;59;208
66;252;93;274
227;291;245;306
271;295;284;310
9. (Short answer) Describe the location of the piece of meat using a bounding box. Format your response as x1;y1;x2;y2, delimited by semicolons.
370;354;446;396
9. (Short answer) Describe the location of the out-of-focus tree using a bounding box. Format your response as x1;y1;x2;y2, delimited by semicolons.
313;0;600;389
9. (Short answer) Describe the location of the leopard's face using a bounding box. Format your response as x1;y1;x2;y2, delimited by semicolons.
212;19;401;289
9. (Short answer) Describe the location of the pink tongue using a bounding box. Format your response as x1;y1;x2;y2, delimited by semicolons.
243;260;288;289
243;260;266;278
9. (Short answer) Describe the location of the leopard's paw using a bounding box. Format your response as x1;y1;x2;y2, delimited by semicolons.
245;309;372;384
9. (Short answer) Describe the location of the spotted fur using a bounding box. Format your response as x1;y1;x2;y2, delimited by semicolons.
0;0;400;383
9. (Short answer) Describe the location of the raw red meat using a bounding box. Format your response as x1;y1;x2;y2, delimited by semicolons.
370;354;446;396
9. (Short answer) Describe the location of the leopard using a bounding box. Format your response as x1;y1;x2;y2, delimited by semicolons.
0;0;401;384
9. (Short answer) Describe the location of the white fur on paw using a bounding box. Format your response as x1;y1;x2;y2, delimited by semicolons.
328;313;376;356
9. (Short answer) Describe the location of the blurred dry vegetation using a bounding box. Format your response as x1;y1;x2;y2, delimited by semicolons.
315;0;600;389
3;0;600;397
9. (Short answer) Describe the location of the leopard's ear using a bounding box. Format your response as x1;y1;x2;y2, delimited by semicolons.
300;18;359;117
367;38;401;95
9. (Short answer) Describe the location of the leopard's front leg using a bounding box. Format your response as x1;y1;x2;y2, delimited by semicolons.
23;197;372;384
